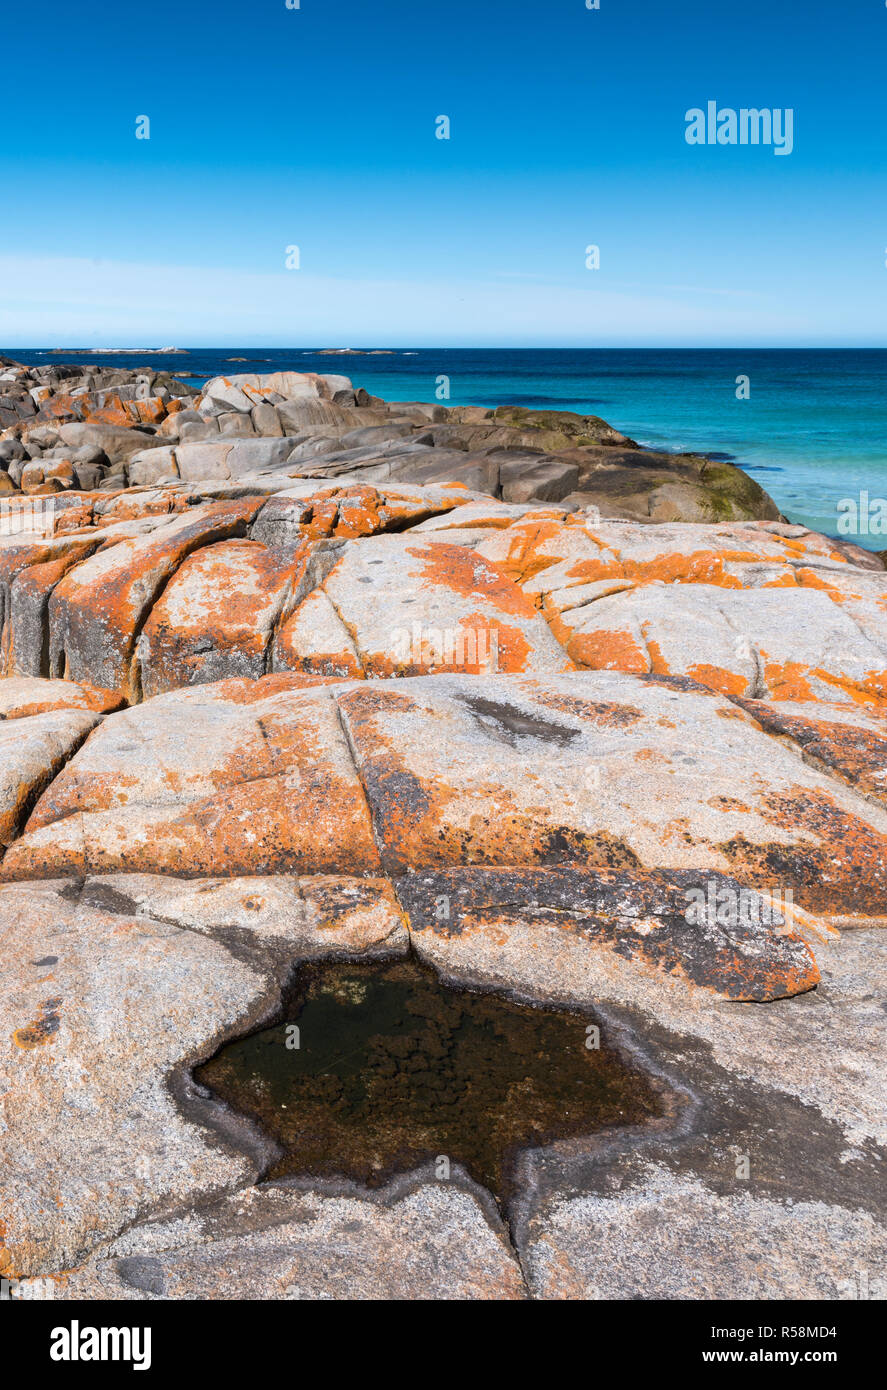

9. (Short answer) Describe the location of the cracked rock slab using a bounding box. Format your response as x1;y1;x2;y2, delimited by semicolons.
522;1166;887;1300
84;872;408;955
47;499;266;700
2;681;380;880
7;671;887;932
278;534;573;678
57;1182;527;1301
475;515;887;700
549;581;887;703
336;672;887;922
0;534;99;676
398;866;821;1002
0;706;103;846
0;879;282;1277
137;538;300;697
481;517;863;593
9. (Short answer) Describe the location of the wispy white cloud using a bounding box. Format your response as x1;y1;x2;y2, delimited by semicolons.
0;252;834;346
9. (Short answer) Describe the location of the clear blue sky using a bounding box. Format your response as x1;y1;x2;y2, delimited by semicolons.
2;0;885;346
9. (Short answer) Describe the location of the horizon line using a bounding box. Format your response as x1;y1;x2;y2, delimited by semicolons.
5;344;887;353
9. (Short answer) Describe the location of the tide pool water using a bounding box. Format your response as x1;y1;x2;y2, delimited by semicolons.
12;347;887;549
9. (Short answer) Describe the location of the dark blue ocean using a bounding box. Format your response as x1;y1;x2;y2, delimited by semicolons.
11;348;887;549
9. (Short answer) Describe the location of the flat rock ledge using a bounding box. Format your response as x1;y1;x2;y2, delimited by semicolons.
0;457;885;1301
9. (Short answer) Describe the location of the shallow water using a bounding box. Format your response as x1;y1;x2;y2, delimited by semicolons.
195;955;662;1205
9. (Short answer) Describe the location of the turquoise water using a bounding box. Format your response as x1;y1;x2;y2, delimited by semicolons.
12;347;887;548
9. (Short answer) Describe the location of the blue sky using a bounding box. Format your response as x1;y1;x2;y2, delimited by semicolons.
2;0;885;346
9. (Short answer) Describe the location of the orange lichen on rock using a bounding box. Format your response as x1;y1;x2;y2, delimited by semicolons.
686;663;750;698
47;499;267;700
621;548;761;587
3;684;382;880
299;500;340;539
13;997;62;1049
273;587;365;680
718;785;887;920
194;672;352;703
567;628;649;672
405;543;539;619
138;539;302;697
0;677;122;719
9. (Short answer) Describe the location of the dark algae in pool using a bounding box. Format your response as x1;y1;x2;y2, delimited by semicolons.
195;956;663;1205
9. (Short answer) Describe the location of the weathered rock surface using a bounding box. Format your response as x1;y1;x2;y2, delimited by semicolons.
524;1171;887;1300
0;707;102;847
734;698;887;807
48;499;267;700
0;879;276;1276
399;866;821;1004
338;673;887;923
2;680;381;880
516;926;887;1299
0;873;408;1279
4;666;886;950
0;438;884;1301
85;870;408;956
0;675;121;718
275;535;573;678
137;538;299;696
58;1183;527;1301
474;515;887;701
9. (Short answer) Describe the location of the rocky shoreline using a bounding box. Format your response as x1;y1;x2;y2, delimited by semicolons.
1;355;792;524
0;361;884;1301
